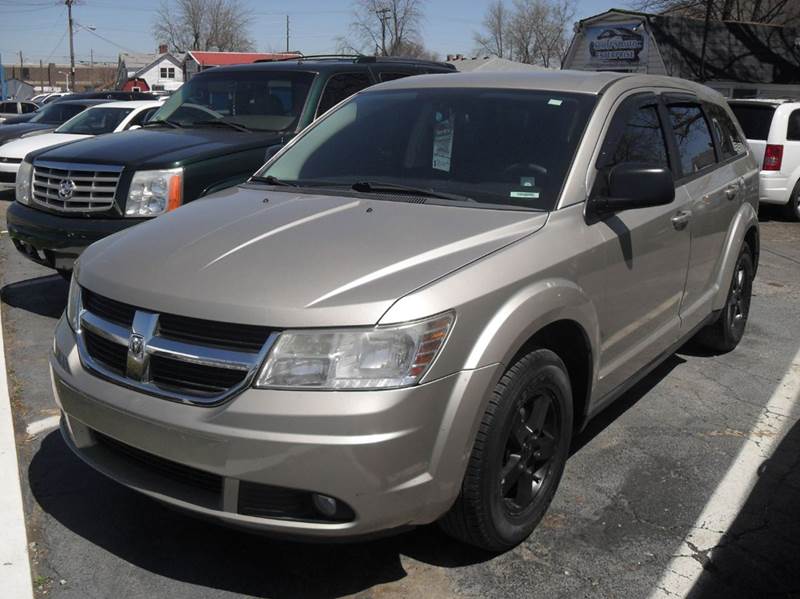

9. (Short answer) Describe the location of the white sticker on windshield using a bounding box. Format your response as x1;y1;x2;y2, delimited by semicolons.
510;191;540;199
548;99;563;106
432;111;454;172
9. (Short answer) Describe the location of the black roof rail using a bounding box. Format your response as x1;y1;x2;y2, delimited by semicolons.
253;54;363;63
252;53;456;70
354;55;457;70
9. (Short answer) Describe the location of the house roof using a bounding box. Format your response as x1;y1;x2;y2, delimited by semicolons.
132;53;184;78
119;52;159;70
186;51;300;67
579;9;800;84
447;56;553;73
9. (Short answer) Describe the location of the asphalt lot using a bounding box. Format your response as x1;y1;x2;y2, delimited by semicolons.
2;189;799;599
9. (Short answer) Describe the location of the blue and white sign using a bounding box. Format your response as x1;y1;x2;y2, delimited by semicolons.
586;22;648;70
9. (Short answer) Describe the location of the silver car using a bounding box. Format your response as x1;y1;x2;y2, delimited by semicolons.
51;71;759;551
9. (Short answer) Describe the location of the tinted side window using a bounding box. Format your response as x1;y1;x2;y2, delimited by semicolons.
787;109;800;141
378;71;414;82
0;102;14;112
667;104;716;175
707;104;746;159
317;72;372;116
21;103;37;113
126;107;158;128
609;105;669;168
728;104;775;140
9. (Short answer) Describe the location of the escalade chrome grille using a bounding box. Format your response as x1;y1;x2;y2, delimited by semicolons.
77;289;278;405
32;160;122;212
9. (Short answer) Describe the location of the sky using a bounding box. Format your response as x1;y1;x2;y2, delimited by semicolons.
0;0;630;66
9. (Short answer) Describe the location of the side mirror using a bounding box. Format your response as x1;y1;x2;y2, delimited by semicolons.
591;163;674;214
128;125;142;131
264;143;285;162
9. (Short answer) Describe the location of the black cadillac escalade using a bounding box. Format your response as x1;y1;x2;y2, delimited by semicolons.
7;56;455;273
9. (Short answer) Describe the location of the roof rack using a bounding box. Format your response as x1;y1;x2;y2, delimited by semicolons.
253;54;361;63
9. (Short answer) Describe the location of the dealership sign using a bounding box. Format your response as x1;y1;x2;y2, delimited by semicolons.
586;22;648;70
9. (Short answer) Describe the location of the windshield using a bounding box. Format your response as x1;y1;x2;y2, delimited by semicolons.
55;107;133;135
149;70;314;132
30;102;87;125
257;88;596;210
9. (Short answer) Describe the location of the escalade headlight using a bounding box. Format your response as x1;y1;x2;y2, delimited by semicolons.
66;261;82;332
255;313;454;390
15;160;33;205
125;167;183;217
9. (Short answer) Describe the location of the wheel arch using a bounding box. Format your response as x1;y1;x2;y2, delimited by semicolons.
713;202;760;310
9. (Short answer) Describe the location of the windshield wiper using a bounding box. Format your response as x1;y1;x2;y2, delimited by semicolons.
351;181;475;203
249;175;297;187
143;119;183;129
191;119;251;132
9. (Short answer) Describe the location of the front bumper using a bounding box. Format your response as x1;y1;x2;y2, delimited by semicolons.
6;202;144;271
50;316;500;539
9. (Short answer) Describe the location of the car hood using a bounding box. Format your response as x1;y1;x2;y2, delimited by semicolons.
81;185;548;328
0;132;90;159
0;123;52;143
34;127;281;169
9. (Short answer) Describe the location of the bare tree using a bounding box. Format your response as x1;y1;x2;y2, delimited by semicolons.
633;0;800;25
473;0;574;67
473;0;510;58
154;0;253;53
339;0;437;58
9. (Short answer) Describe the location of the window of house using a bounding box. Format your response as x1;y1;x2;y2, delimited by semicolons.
667;104;717;175
316;72;372;117
160;67;175;79
706;104;746;158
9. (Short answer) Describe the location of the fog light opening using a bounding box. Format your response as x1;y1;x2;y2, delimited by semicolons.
312;493;338;518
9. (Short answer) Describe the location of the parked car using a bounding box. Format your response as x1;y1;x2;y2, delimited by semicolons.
728;98;800;220
0;100;39;123
8;56;455;272
50;71;759;550
49;90;158;103
40;92;73;105
0;99;111;146
0;101;159;193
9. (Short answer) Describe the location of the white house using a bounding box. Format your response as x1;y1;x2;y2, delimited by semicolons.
117;46;185;92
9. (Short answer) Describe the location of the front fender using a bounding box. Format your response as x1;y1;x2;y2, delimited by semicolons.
712;202;759;310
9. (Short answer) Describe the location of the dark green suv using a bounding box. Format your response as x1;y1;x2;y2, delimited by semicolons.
8;56;455;273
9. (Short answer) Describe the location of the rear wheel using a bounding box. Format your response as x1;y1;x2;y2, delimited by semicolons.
782;181;800;222
694;242;753;352
438;348;573;551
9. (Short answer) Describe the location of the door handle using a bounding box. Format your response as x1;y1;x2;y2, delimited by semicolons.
671;210;691;230
725;185;739;200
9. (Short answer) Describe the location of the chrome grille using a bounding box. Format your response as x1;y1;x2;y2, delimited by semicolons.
76;289;278;405
32;160;122;212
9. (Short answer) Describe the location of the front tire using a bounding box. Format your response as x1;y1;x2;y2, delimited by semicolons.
439;348;573;551
694;242;754;352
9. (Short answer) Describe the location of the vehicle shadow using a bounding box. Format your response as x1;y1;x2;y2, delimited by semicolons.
29;353;687;597
0;189;13;202
0;274;67;318
687;418;800;598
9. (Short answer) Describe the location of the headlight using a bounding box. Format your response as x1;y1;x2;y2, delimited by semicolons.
125;167;183;217
255;312;454;390
15;160;33;205
66;261;82;331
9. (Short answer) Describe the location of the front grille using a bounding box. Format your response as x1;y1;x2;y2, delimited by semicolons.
159;313;273;352
0;171;15;184
78;289;275;404
93;431;223;494
151;355;248;395
83;289;136;327
32;162;121;212
0;157;22;164
84;329;127;375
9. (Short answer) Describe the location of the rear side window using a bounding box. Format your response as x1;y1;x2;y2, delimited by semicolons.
21;103;37;113
706;104;746;159
667;104;716;175
607;105;670;169
729;104;775;140
787;109;800;141
317;72;372;116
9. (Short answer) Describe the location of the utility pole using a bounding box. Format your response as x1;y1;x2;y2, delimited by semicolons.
285;15;290;53
90;48;94;89
40;59;44;93
699;0;713;81
375;7;390;56
66;0;75;91
19;51;23;80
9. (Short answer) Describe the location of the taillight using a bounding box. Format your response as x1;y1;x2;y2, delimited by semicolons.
763;144;783;171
